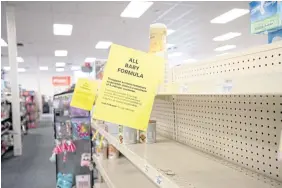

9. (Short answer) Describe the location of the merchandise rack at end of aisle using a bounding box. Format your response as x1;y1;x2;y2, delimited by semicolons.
52;89;93;188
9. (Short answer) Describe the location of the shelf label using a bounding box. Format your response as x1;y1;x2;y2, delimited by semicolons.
155;175;163;185
144;164;149;173
93;44;165;131
70;78;98;111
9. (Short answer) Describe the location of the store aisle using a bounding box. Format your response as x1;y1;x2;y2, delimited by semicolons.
1;115;56;188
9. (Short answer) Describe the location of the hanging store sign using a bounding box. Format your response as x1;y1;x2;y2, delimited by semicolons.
93;44;165;131
250;1;282;34
52;76;71;86
70;78;98;111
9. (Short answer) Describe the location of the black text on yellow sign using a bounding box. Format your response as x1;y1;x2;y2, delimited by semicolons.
93;44;165;130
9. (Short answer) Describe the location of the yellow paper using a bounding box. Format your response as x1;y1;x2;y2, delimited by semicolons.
93;44;165;130
70;78;98;111
99;136;104;149
149;27;167;53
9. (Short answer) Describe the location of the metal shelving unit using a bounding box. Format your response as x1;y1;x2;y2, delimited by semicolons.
93;154;157;188
91;41;282;188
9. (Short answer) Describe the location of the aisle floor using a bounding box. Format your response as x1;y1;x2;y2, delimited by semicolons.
1;114;56;188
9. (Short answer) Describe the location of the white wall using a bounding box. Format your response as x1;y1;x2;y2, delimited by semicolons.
6;71;74;97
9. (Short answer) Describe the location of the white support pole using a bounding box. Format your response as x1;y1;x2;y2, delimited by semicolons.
6;5;22;156
37;57;42;118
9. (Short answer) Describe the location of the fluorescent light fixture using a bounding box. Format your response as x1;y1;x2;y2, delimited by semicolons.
184;58;197;63
55;50;68;57
211;8;249;24
85;57;96;62
39;66;48;71
95;41;112;49
18;68;26;72
120;1;153;18
216;53;229;57
1;39;7;47
56;68;64;72
3;66;10;71
214;45;236;52
71;66;81;71
168;52;182;58
56;62;66;67
213;32;242;41
17;57;24;63
167;43;175;48
167;29;175;36
53;24;73;36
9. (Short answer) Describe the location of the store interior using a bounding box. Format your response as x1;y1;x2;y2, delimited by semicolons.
1;1;282;188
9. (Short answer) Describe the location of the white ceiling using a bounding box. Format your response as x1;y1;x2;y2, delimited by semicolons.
1;1;267;73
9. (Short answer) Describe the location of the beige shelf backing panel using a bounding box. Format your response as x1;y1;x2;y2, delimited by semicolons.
94;183;108;188
171;42;282;94
175;94;282;182
151;96;175;139
92;122;281;188
93;155;157;188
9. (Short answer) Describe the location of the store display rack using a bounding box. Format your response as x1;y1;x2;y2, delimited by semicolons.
53;90;93;188
91;41;282;188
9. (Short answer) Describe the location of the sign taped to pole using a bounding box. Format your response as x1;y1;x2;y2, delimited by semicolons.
93;44;165;130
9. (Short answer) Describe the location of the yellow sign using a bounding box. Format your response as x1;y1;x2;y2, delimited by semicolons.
93;44;165;130
70;78;98;111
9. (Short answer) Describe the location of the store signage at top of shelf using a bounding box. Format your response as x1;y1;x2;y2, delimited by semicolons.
93;44;165;131
52;76;71;86
250;1;282;34
23;91;35;96
70;78;98;111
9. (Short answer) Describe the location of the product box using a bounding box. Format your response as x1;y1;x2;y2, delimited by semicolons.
250;1;282;34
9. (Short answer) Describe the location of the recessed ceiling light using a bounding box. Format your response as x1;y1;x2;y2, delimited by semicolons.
18;68;26;72
168;52;182;58
1;39;7;47
216;53;229;57
71;66;81;71
184;58;197;63
53;24;73;36
85;57;96;62
56;62;66;67
167;29;175;36
3;66;10;71
39;66;48;71
17;57;24;63
211;8;249;24
95;41;112;49
55;50;68;57
214;45;236;52
56;68;64;72
213;32;242;41
120;1;153;18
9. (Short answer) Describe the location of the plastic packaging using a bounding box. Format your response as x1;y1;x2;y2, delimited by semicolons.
108;144;119;159
139;120;156;144
119;125;137;144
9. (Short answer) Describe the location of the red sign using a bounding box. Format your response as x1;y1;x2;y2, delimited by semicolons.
52;76;71;86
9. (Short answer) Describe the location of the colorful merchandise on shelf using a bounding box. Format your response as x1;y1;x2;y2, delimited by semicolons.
69;106;89;117
80;153;91;167
108;144;119;159
56;172;73;188
119;125;137;144
71;118;90;140
56;121;72;139
139;120;156;144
